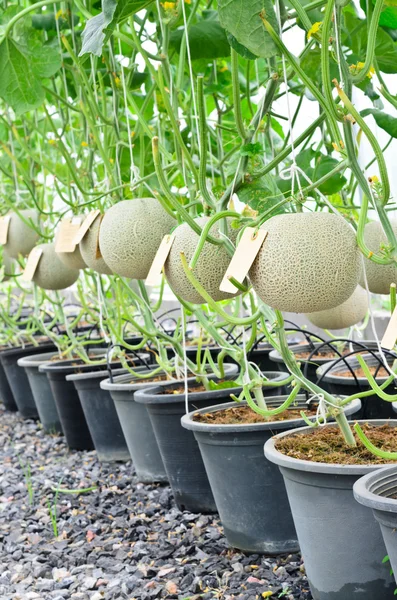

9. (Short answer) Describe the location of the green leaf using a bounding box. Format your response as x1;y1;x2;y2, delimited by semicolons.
226;32;257;59
169;21;230;60
312;157;347;195
270;117;285;139
361;108;397;137
0;38;44;113
32;13;80;31
218;0;279;59
80;0;154;56
240;142;263;157
301;48;339;85
208;380;240;390
238;175;286;215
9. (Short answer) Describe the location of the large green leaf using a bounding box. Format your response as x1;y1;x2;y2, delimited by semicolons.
301;48;339;85
169;21;230;60
343;8;397;74
218;0;279;59
0;36;61;114
80;0;154;57
238;175;286;215
361;108;397;137
226;32;257;60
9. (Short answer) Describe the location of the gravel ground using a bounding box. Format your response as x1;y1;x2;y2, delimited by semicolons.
0;407;312;600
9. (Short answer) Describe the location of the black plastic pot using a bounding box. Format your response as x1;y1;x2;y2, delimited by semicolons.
18;351;62;433
354;465;397;588
265;421;396;600
0;359;17;411
182;396;362;554
67;367;132;462
100;368;170;483
0;343;55;418
269;342;341;388
317;352;396;419
135;370;288;513
39;352;150;451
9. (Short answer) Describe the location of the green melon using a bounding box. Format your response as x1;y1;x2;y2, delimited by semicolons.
359;220;397;294
307;286;368;330
3;209;40;259
1;249;15;281
79;216;113;275
32;243;80;290
249;213;361;313
164;216;242;304
99;198;175;279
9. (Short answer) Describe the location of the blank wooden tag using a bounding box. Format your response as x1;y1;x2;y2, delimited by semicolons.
73;210;101;245
381;305;397;350
0;215;11;245
146;234;175;286
22;247;43;281
220;227;268;294
55;217;82;253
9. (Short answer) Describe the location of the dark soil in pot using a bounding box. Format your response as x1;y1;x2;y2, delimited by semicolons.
317;352;397;420
265;421;397;600
181;396;361;554
0;343;56;419
134;369;288;514
67;367;133;462
17;351;63;433
354;465;397;588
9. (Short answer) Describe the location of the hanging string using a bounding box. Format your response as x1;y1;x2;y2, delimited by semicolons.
181;0;200;155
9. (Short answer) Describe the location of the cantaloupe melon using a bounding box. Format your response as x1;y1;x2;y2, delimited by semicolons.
359;220;397;294
249;213;361;313
79;216;113;275
99;198;175;279
32;243;80;290
306;285;368;330
3;209;40;259
164;216;242;304
1;249;15;281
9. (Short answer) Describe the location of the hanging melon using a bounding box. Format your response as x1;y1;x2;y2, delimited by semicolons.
359;220;397;294
3;209;40;259
79;215;113;275
99;198;175;279
1;249;15;281
164;216;242;304
55;229;87;270
306;286;368;330
32;243;80;290
249;213;361;313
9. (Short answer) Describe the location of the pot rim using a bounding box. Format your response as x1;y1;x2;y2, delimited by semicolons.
316;351;395;383
134;370;289;405
269;340;380;365
353;465;397;512
38;350;150;373
18;351;60;368
264;419;397;475
100;362;239;392
181;396;362;433
66;365;147;382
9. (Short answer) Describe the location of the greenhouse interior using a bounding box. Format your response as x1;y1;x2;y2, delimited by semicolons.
2;0;397;598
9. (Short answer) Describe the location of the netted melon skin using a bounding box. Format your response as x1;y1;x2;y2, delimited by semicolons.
359;220;397;294
307;285;368;330
79;216;113;275
99;198;175;279
164;216;242;305
3;209;39;259
33;243;79;290
249;213;361;313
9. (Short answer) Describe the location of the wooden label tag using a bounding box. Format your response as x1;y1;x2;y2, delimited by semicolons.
0;215;11;245
55;217;82;253
381;305;397;350
22;247;43;281
146;234;175;286
73;210;101;245
220;227;268;294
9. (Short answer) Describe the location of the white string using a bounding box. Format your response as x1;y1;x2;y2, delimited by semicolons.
181;304;189;414
117;34;137;189
181;0;200;153
307;392;341;427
